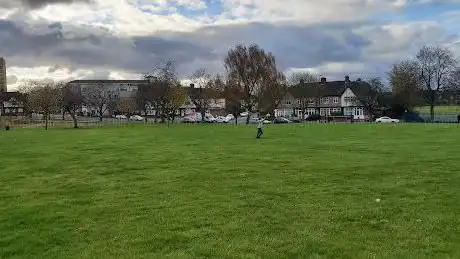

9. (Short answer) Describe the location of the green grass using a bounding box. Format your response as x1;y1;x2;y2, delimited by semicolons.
1;124;460;258
415;105;460;113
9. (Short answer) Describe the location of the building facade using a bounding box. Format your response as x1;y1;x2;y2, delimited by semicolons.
67;79;226;117
275;76;369;120
0;92;26;116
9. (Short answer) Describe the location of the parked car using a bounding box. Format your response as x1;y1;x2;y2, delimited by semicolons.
240;111;249;117
215;116;233;123
226;114;235;121
273;117;291;124
289;117;302;123
182;116;196;123
248;118;271;124
115;115;128;120
129;115;144;121
375;116;400;123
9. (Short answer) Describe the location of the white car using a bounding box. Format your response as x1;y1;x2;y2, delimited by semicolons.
129;115;144;121
115;115;127;120
375;116;399;123
215;116;230;123
240;111;249;117
226;114;235;121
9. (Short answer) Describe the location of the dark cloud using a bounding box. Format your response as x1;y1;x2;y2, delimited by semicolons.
0;0;91;9
0;16;457;81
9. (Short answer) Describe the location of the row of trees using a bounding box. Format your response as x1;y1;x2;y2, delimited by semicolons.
389;45;459;120
13;43;460;130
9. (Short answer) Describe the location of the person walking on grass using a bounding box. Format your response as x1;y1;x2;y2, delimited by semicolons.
256;118;264;139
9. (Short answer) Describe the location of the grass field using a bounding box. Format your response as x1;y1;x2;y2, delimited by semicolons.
1;124;460;258
415;105;460;113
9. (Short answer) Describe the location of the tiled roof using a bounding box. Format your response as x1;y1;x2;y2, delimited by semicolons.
0;91;26;101
186;86;225;98
288;79;371;98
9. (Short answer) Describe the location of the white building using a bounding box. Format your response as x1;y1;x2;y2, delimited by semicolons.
275;76;369;120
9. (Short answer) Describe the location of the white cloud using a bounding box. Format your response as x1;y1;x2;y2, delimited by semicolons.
1;0;459;90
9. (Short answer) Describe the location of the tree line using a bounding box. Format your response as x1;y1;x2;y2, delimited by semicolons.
12;43;460;130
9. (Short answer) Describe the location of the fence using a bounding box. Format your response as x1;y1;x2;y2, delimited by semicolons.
1;115;460;130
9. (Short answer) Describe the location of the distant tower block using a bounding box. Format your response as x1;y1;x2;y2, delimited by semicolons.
0;57;6;92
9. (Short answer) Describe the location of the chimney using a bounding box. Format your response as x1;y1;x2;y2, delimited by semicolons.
190;83;195;88
320;77;326;84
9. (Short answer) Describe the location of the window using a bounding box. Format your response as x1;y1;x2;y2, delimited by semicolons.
321;97;329;103
344;107;353;115
320;108;330;116
345;96;356;103
333;97;339;103
285;100;292;105
308;98;315;105
332;108;341;113
297;99;301;105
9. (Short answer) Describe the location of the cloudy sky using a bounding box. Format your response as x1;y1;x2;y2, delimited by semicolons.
1;0;459;90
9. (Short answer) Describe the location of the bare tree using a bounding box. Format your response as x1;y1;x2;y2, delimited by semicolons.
258;75;287;117
164;84;187;123
19;80;62;130
223;79;244;124
416;45;457;120
62;82;83;128
144;61;179;123
447;67;460;90
388;59;422;110
288;71;318;85
189;68;216;122
355;77;386;119
82;81;118;122
136;77;155;122
224;43;284;124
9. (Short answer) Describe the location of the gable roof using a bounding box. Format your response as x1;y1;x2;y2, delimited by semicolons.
287;79;371;98
0;91;26;102
186;86;225;99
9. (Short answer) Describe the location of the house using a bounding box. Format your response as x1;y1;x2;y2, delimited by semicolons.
67;79;226;117
183;84;226;116
275;76;372;120
0;91;26;116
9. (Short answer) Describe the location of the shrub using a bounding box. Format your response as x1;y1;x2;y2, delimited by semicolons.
305;114;322;121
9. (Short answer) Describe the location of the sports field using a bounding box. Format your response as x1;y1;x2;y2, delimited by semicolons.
1;124;459;258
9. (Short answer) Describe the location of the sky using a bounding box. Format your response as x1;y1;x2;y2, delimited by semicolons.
1;0;460;90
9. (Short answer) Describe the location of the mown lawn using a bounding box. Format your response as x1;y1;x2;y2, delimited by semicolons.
1;123;459;258
415;105;460;113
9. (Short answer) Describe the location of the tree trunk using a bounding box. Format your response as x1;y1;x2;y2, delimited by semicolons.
430;90;435;121
201;110;206;122
70;112;78;128
45;112;48;130
144;111;148;122
234;115;238;125
62;110;65;120
246;115;250;124
430;104;434;121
